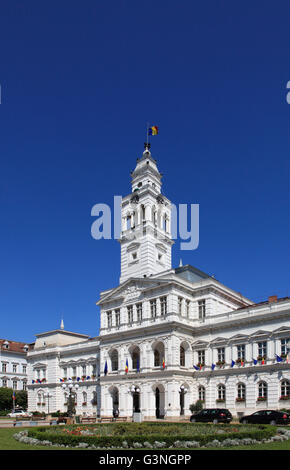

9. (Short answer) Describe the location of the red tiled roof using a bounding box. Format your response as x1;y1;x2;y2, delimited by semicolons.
0;339;33;354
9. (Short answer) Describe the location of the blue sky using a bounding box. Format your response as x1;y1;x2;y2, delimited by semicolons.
0;0;290;342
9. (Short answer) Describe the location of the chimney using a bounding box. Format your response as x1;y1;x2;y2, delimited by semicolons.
268;295;278;303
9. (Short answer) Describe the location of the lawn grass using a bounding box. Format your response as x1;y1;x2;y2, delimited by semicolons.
0;426;289;451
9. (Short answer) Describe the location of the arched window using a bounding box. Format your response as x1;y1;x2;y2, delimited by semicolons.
198;385;205;401
217;384;226;401
132;349;140;370
237;383;246;400
281;380;290;398
180;346;185;366
258;381;267;399
111;350;118;371
154;350;160;367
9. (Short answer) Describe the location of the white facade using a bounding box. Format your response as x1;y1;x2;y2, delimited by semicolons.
27;144;290;419
0;339;29;391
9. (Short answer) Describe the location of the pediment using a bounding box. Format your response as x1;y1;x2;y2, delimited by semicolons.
33;362;46;369
98;277;170;305
192;340;209;349
249;330;270;338
228;334;249;341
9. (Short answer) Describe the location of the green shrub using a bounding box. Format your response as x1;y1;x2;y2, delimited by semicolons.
27;423;276;449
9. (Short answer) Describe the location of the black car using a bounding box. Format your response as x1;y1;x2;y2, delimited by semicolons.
239;410;290;425
190;408;233;424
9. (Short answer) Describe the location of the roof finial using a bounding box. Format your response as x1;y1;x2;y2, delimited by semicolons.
179;258;183;267
60;318;64;330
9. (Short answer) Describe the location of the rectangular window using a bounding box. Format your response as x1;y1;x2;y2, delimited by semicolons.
197;350;205;365
281;338;290;356
115;309;120;327
2;379;7;387
198;300;206;320
63;368;67;378
237;345;245;360
150;299;157;318
258;341;267;358
107;311;112;329
186;300;190;317
2;363;7;373
127;305;133;324
82;365;86;376
217;348;225;363
22;365;27;374
178;297;183;315
136;303;142;322
160;297;167;316
22;381;27;391
12;364;17;373
12;381;17;390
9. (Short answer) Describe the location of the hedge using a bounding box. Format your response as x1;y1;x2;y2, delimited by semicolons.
27;424;276;448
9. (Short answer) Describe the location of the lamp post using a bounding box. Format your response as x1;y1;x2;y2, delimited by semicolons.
62;379;79;418
178;385;188;416
128;385;141;419
44;392;52;415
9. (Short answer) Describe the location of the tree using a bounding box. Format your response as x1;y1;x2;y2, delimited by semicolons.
15;390;28;409
0;387;13;412
189;400;204;414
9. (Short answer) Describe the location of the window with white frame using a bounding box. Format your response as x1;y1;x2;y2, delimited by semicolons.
281;338;290;356
12;380;17;390
136;303;142;322
2;379;7;387
150;299;157;318
198;385;205;401
258;341;267;359
12;364;17;373
185;300;190;317
258;381;267;399
217;348;225;363
178;297;183;315
22;380;27;391
2;363;7;373
115;309;120;327
237;344;245;360
198;300;206;320
160;297;167;316
197;350;205;366
237;383;246;400
22;365;27;374
127;305;133;324
217;384;226;401
107;311;112;329
281;380;290;398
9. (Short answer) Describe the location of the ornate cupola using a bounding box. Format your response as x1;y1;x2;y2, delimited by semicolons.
119;144;174;284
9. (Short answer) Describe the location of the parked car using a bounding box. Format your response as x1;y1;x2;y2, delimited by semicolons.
7;409;32;418
190;408;232;424
239;410;290;425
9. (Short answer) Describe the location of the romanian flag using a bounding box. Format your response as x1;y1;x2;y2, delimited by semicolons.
162;358;165;369
261;358;265;365
12;391;16;401
125;359;129;374
240;359;244;367
148;126;158;136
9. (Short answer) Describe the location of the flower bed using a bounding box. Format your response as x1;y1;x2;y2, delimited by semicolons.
25;422;276;449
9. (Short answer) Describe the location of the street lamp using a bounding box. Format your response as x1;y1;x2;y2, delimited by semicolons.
62;379;79;417
44;392;52;415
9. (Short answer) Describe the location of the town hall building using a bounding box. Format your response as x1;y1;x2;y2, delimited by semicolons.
27;144;290;420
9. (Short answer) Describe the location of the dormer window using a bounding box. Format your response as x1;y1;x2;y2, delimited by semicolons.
23;344;29;352
3;341;9;350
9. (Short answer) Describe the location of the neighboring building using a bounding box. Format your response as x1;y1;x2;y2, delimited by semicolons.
0;339;31;391
27;143;290;419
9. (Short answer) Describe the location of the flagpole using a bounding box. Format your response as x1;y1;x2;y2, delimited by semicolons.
146;122;150;146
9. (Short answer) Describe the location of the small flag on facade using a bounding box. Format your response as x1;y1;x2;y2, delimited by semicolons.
240;359;244;367
148;126;158;136
125;359;129;373
231;360;235;368
12;391;16;401
136;359;140;372
162;358;165;369
253;358;258;365
76;377;80;381
276;355;283;363
261;357;265;365
211;363;216;371
104;361;108;376
193;365;199;371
